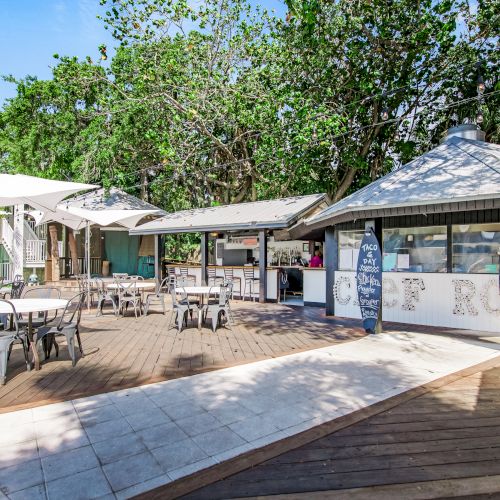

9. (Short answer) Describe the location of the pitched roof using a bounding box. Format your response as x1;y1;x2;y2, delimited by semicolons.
130;193;327;234
308;136;500;226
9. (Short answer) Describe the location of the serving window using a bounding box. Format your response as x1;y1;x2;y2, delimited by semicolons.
382;226;447;273
452;223;500;274
338;230;364;270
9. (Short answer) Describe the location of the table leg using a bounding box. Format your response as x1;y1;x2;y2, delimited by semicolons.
28;313;41;371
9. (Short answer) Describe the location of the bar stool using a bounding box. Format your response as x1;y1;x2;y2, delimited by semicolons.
207;268;224;286
223;268;241;298
243;268;259;301
180;266;197;286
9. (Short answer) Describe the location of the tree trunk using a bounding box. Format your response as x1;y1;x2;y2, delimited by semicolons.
49;224;60;282
67;229;79;276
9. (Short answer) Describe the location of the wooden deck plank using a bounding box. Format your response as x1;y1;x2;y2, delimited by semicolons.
0;300;366;410
176;359;500;500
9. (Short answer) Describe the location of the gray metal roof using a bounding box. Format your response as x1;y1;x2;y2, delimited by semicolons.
130;193;327;235
308;136;500;226
66;187;165;213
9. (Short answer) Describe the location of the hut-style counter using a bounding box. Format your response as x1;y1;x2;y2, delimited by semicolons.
130;194;328;303
306;125;500;333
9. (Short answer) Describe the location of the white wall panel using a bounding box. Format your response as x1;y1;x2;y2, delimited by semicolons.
333;271;500;333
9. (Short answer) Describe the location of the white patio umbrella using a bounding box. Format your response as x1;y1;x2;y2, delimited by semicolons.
0;174;97;211
37;188;163;308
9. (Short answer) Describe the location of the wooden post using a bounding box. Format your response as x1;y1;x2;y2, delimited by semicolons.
325;226;338;316
67;229;79;277
48;224;60;282
154;234;161;288
201;232;209;285
259;229;267;303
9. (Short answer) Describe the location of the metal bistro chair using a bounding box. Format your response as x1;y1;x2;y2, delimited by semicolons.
144;276;169;315
95;278;118;317
18;287;61;328
113;273;129;280
168;287;200;332
203;284;233;333
207;268;224;286
243;268;259;301
36;292;86;367
5;279;25;300
223;268;241;299
0;300;30;385
179;267;197;286
116;280;142;318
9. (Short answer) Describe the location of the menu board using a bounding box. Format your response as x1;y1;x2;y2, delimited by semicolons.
356;228;382;333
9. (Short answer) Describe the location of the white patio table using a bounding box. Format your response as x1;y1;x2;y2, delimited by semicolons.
0;298;68;370
106;282;156;291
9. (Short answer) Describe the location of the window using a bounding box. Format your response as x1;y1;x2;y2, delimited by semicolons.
382;226;447;273
338;230;364;270
452;223;500;274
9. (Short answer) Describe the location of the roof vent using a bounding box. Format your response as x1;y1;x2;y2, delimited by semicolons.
445;124;485;142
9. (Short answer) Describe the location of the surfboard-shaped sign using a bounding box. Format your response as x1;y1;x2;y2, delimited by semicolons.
356;228;382;334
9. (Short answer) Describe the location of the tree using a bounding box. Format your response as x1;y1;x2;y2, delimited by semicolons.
279;0;499;200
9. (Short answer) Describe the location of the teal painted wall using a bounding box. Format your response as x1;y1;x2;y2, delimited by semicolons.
104;232;140;275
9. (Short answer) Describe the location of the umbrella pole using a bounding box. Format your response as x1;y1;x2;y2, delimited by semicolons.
86;220;91;311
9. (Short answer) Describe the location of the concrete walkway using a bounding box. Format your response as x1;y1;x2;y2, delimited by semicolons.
0;331;498;499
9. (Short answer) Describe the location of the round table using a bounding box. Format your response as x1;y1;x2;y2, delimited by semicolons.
0;298;68;370
175;286;220;295
107;282;156;290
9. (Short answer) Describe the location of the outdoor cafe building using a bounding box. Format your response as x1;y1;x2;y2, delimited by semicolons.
307;125;500;333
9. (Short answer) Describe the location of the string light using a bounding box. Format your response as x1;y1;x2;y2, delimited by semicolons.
476;110;484;124
381;108;389;121
105;88;500;192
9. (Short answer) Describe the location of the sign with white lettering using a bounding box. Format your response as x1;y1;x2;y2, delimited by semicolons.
356;229;382;333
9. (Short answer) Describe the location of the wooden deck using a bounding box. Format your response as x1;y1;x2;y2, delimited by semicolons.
0;301;366;411
179;355;500;499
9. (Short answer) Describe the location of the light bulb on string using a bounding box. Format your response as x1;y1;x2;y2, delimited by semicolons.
381;108;389;121
477;75;485;94
476;110;484;124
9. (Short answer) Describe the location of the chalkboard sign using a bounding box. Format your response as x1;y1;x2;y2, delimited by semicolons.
356;228;382;334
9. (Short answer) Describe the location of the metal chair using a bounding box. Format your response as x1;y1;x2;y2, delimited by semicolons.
4;279;25;300
113;273;129;280
207;268;224;286
128;275;145;281
179;267;197;286
278;270;289;303
36;292;86;367
0;300;30;385
144;276;169;315
95;278;118;317
168;287;200;332
18;287;61;328
223;268;241;298
203;284;233;332
116;280;142;318
243;268;259;301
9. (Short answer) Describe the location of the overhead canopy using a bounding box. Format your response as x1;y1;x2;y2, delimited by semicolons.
0;174;97;211
39;187;164;230
307;135;500;228
130;194;327;235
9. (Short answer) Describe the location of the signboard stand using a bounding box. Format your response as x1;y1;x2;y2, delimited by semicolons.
356;227;383;334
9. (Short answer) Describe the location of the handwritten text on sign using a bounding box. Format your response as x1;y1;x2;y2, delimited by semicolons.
356;229;382;333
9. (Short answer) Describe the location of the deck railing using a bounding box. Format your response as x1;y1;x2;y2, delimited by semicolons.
0;262;12;281
59;257;102;277
25;240;47;264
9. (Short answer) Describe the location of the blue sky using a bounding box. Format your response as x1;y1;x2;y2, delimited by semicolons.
0;0;287;106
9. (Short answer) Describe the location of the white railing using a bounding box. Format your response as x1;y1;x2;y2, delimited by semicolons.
25;240;47;264
0;262;12;281
0;219;14;258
